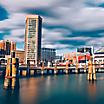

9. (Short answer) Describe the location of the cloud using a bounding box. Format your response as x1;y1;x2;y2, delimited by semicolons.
1;0;104;32
43;44;70;49
43;6;104;31
85;37;104;52
0;0;104;54
0;0;60;13
3;28;25;42
42;28;71;42
3;35;23;42
86;37;104;46
92;0;104;4
0;13;26;30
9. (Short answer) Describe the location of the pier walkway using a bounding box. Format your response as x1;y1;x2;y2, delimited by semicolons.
0;65;104;77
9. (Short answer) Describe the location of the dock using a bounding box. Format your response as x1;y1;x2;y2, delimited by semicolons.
0;65;104;77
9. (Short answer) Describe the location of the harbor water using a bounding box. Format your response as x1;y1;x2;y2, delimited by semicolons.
0;73;104;104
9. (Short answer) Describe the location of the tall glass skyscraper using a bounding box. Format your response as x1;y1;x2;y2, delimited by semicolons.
25;15;42;65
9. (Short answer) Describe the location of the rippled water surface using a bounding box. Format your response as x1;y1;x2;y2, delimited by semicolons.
0;73;104;104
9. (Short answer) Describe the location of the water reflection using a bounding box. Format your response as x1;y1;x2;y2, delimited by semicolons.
20;78;39;104
3;78;20;104
87;81;97;103
3;88;19;104
1;74;104;104
4;78;19;90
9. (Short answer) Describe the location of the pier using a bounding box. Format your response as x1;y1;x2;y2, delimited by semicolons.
1;64;104;78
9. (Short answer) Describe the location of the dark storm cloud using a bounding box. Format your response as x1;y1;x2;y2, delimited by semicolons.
59;40;86;46
22;7;59;18
71;30;104;37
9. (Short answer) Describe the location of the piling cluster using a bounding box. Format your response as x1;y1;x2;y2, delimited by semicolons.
4;52;19;89
87;59;96;81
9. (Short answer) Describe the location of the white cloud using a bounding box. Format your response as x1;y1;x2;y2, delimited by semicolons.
0;0;61;13
0;13;26;30
3;28;25;42
86;37;104;52
66;36;91;41
42;28;71;42
10;28;25;37
93;0;104;4
42;27;90;44
42;43;71;49
44;6;104;31
1;0;104;31
3;35;23;42
86;37;104;47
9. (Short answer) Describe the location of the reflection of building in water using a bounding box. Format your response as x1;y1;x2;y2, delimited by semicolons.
20;78;39;104
88;82;96;100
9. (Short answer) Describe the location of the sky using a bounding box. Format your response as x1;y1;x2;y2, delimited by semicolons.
0;0;104;55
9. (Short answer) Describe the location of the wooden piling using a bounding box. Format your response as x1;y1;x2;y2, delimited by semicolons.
41;62;44;75
87;60;93;80
4;57;19;89
93;63;96;80
76;63;79;73
65;61;69;74
87;59;96;81
26;60;30;77
54;64;57;74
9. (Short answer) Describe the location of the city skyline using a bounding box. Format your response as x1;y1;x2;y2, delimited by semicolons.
0;0;104;55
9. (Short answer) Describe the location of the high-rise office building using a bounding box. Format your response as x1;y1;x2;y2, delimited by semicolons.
25;15;42;65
